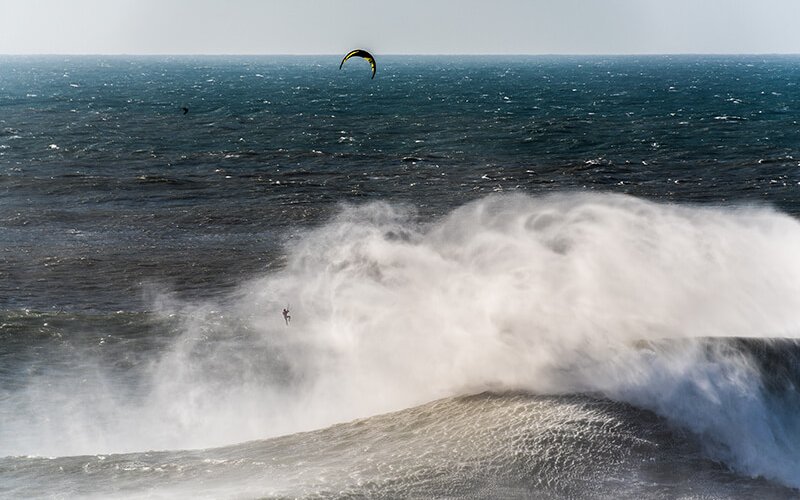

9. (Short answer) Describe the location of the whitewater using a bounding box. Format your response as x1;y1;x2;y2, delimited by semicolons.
4;55;800;498
3;193;800;498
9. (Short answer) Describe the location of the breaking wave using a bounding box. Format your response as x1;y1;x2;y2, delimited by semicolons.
4;193;800;491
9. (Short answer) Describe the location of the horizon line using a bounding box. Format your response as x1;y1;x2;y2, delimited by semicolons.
1;52;800;57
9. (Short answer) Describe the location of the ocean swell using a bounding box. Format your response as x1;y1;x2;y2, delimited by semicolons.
4;192;800;489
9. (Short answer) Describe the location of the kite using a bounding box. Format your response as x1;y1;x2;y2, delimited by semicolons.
339;49;376;79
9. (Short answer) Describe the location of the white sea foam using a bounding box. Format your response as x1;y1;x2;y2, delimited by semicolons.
5;192;800;487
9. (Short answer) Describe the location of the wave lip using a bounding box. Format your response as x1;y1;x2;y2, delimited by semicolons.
609;337;800;490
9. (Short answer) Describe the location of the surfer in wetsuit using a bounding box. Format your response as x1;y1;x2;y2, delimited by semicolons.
282;307;291;325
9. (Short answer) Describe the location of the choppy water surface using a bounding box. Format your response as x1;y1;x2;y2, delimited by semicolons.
2;55;800;498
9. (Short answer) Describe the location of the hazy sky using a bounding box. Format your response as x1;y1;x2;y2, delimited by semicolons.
1;0;799;55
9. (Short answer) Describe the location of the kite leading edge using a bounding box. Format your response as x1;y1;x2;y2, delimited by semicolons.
339;49;376;79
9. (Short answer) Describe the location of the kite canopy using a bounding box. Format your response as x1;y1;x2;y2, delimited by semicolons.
339;49;376;79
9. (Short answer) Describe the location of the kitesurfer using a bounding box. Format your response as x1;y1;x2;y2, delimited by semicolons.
282;307;291;325
339;49;377;79
181;106;189;115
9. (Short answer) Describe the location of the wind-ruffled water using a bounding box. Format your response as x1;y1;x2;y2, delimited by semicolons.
2;55;800;499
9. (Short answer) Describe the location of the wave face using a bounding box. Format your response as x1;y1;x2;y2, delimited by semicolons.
3;193;800;495
1;393;795;499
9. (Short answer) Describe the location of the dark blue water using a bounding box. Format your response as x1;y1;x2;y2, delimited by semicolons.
3;55;800;312
3;55;800;499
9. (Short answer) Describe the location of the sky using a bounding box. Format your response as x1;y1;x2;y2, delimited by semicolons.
1;0;800;55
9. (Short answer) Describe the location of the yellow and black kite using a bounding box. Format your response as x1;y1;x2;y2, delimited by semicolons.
339;49;376;79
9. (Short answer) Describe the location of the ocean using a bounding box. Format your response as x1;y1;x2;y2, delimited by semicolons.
2;54;800;498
